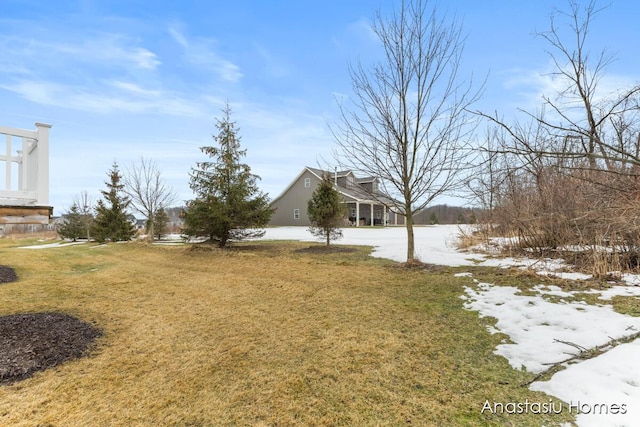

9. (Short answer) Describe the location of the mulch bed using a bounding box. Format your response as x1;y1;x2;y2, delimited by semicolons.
0;266;18;284
0;312;102;385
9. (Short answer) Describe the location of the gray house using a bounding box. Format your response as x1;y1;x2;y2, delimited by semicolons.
269;167;405;227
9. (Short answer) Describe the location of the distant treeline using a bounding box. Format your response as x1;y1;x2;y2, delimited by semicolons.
414;204;480;225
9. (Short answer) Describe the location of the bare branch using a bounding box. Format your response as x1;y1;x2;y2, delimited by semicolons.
123;156;176;240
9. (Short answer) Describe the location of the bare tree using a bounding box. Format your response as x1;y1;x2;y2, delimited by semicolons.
72;190;94;240
124;157;176;241
333;0;481;263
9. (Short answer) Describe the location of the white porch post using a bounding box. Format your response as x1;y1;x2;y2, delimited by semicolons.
394;210;398;226
383;205;387;226
355;202;360;227
370;202;374;226
35;123;51;206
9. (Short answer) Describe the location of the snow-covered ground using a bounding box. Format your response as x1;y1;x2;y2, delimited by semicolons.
17;240;88;249
261;225;640;427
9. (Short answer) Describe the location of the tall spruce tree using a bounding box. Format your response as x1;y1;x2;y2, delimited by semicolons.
307;174;347;246
92;162;136;243
183;104;274;247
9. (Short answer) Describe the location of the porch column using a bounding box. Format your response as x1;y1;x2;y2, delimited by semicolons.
35;122;51;206
383;205;387;227
394;210;398;226
370;203;374;226
355;202;360;227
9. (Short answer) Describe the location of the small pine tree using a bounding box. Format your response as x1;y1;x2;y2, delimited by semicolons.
468;211;477;224
183;104;274;247
151;207;169;241
58;203;84;241
307;174;347;246
92;162;136;243
429;212;439;225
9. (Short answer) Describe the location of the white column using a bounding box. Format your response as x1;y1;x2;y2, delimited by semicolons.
355;202;360;227
394;210;398;226
383;205;387;227
370;203;374;226
35;123;51;206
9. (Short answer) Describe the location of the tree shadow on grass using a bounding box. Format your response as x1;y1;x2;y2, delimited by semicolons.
292;245;358;254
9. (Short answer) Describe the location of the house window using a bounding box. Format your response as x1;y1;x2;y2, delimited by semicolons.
347;176;355;187
293;209;300;219
304;177;311;188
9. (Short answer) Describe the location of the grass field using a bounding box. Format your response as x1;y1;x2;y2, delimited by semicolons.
0;238;576;426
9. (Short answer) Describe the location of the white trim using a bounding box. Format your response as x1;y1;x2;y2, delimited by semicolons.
0;126;37;139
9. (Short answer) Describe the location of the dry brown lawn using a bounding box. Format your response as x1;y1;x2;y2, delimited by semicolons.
0;239;574;426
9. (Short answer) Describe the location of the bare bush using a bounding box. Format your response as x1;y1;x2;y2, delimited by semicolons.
472;1;640;277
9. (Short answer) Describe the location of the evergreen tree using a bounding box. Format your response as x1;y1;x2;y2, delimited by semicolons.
183;104;274;247
429;212;439;225
91;162;136;243
151;207;169;241
307;174;347;246
58;203;84;241
468;211;477;224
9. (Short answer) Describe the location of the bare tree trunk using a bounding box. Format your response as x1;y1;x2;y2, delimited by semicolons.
405;210;415;262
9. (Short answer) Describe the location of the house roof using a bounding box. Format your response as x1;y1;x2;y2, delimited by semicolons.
356;176;376;183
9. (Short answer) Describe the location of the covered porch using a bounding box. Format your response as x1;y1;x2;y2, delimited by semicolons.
344;201;403;227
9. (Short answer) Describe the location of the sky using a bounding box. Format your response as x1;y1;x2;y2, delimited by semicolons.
2;0;640;214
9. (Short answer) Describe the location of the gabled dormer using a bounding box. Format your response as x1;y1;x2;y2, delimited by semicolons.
335;171;356;189
356;176;378;193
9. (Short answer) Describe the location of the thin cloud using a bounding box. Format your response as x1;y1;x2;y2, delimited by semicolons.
107;80;162;97
0;79;205;117
503;62;639;113
0;32;160;72
167;27;242;83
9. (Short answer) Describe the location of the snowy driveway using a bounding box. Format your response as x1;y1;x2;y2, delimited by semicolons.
261;225;640;427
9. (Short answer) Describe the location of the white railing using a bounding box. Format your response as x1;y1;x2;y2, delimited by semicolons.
0;122;51;206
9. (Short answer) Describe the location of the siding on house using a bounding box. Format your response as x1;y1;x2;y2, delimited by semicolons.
269;169;323;226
